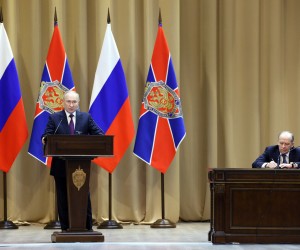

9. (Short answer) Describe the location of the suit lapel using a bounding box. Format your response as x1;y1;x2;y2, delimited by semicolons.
273;147;280;164
74;111;81;132
59;110;70;134
290;150;295;162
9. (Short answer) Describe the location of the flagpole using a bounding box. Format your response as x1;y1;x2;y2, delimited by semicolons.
0;172;18;229
151;173;176;228
98;172;122;229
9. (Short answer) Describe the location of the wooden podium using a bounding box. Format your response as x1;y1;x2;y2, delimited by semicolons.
44;134;113;243
209;168;300;244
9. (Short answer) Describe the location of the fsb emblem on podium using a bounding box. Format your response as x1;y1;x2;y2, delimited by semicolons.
44;134;113;243
72;167;86;191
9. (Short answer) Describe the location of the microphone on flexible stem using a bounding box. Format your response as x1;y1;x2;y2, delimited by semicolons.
43;119;63;153
54;119;63;135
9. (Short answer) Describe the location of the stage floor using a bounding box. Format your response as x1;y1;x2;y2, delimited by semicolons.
0;222;299;249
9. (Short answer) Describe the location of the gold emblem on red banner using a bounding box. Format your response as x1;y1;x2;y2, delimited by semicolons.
38;80;69;114
143;81;183;118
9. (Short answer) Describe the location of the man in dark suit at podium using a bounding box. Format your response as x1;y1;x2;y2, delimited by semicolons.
42;90;103;232
252;131;300;169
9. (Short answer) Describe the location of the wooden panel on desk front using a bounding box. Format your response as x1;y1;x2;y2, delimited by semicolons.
209;168;300;244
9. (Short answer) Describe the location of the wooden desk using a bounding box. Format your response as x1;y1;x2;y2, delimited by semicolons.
208;168;300;244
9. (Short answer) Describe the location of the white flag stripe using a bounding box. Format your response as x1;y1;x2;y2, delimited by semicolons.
0;24;13;79
89;24;120;107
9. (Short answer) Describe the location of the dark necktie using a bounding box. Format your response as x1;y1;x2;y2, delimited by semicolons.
282;154;287;164
69;114;74;134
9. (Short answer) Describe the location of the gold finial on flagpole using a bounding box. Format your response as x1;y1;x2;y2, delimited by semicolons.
54;7;58;24
159;8;162;25
0;7;3;23
107;8;111;24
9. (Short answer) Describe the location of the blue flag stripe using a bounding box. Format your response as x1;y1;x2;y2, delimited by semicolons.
89;60;128;132
147;66;156;82
41;65;51;82
166;58;177;90
61;61;74;89
169;117;186;148
0;60;21;131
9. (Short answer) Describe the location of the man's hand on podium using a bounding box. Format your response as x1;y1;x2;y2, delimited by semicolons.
42;136;47;145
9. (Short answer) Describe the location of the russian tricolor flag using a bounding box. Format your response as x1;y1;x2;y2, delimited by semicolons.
133;20;186;174
28;19;75;166
89;22;134;173
0;22;28;172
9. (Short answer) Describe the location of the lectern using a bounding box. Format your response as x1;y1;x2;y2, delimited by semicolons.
44;134;113;243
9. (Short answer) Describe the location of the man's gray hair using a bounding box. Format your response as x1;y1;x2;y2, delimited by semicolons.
278;131;294;142
63;90;80;101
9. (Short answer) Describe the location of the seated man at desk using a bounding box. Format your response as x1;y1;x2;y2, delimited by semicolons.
252;131;300;169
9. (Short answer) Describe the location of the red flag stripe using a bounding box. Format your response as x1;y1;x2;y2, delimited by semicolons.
0;100;28;172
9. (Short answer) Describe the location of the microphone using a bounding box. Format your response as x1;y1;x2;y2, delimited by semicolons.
42;119;62;153
54;119;63;135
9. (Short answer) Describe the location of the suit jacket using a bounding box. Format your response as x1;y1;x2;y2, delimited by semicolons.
252;145;300;168
42;110;104;177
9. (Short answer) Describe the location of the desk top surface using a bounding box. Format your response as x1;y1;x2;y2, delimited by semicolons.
208;168;300;182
